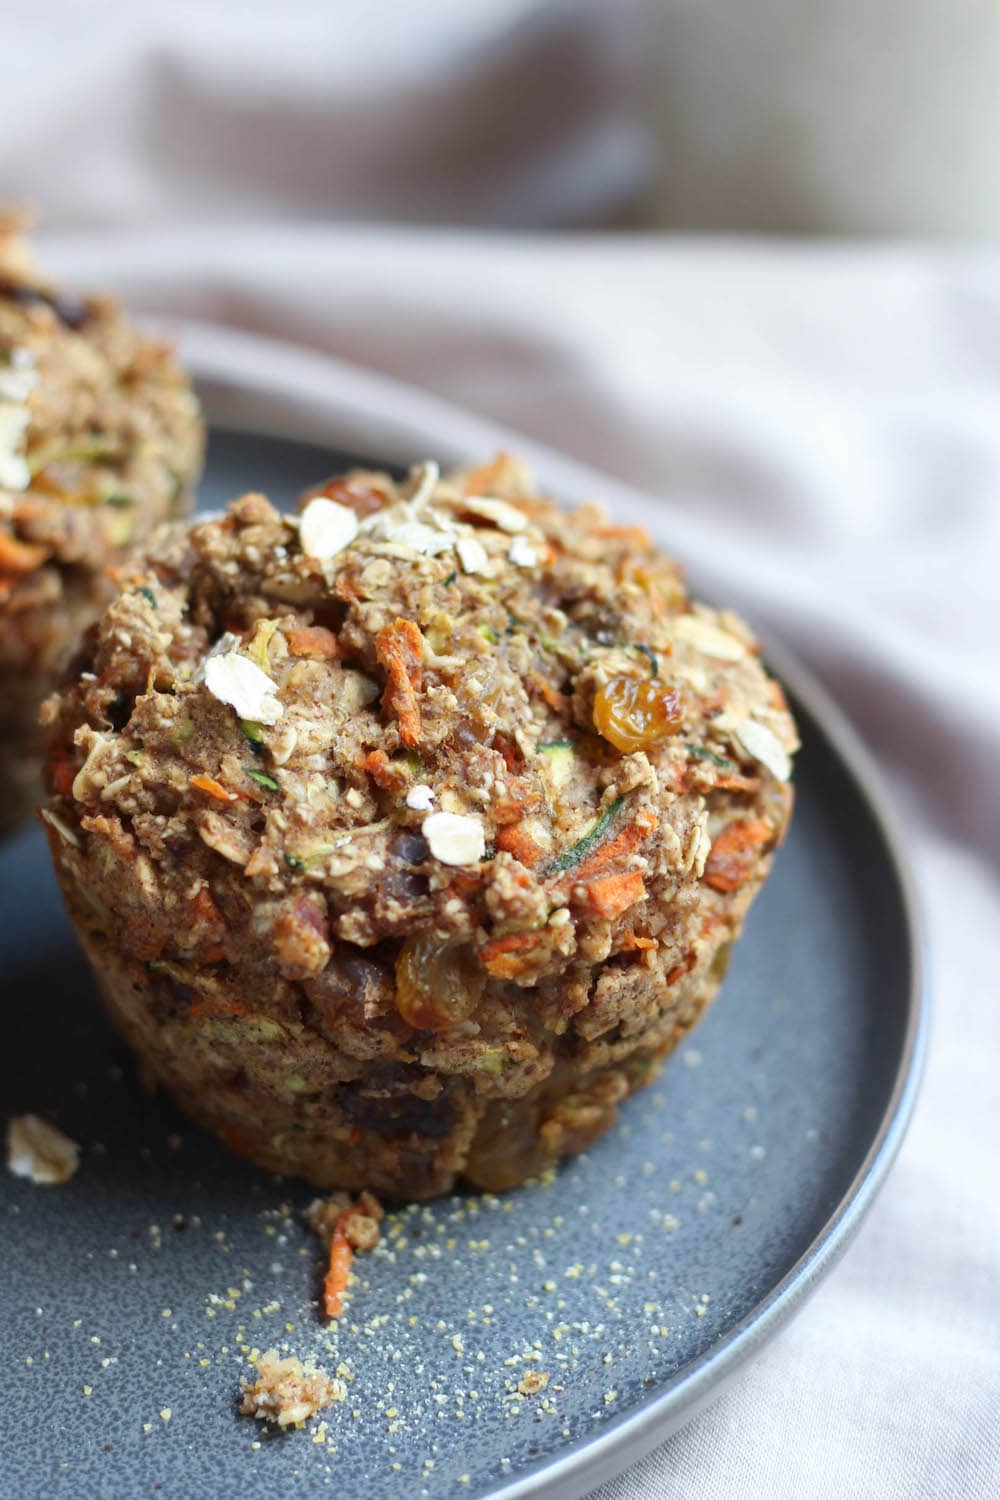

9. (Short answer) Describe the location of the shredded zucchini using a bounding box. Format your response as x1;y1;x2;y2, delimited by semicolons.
544;795;625;876
241;720;265;750
626;643;659;678
247;618;279;671
246;769;279;792
686;744;734;771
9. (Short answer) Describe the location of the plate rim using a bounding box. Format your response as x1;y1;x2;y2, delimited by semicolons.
481;630;929;1499
175;330;929;1496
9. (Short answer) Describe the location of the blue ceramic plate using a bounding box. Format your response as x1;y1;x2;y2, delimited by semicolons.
0;425;925;1500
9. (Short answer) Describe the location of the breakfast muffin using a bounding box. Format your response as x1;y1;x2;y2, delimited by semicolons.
41;455;797;1198
0;212;203;833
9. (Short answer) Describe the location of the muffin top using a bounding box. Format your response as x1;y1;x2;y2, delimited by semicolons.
0;213;202;621
43;454;798;1008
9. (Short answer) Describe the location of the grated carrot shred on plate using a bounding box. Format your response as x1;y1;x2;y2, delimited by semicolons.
323;1216;353;1320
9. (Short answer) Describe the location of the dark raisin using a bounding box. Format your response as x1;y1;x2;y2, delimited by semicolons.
0;277;88;329
337;1082;453;1139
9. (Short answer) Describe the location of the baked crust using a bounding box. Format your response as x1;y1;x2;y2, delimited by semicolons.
42;456;797;1197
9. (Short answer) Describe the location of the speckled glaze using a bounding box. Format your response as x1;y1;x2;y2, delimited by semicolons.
0;429;924;1500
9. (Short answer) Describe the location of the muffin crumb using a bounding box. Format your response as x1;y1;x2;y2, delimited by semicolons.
6;1114;79;1184
239;1348;341;1428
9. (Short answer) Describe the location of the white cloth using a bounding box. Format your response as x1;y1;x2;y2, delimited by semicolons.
3;0;647;230
38;225;1000;1497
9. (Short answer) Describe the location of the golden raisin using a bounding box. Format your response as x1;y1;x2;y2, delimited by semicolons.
593;674;682;753
394;932;485;1031
464;1110;550;1192
300;475;387;518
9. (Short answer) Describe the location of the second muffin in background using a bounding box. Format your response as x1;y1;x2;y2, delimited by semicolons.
0;214;203;833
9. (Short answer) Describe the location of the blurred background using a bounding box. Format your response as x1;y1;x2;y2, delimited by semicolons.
6;0;999;236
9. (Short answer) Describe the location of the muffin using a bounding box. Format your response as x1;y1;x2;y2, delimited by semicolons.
0;213;203;833
41;455;797;1199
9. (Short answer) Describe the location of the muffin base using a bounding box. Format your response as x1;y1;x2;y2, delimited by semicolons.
63;891;738;1201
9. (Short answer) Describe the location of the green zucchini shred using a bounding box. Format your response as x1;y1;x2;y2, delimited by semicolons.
627;643;659;677
543;795;626;876
685;744;734;771
247;769;279;792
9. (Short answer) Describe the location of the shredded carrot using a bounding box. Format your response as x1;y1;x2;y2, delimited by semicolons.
703;819;773;893
698;689;730;715
713;773;760;793
191;886;223;927
323;1216;354;1320
569;806;658;884
526;670;570;715
364;747;389;778
286;625;339;659
586;870;645;920
190;773;237;803
375;618;424;747
666;952;696;986
492;778;542;826
188;996;248;1021
219;1123;255;1158
190;887;226;962
621;932;656;951
492;733;523;772
362;747;409;793
478;929;544;979
50;754;75;797
456;453;515;495
595;524;651;548
619;560;667;617
334;573;362;602
0;530;48;575
123;921;166;963
495;821;544;867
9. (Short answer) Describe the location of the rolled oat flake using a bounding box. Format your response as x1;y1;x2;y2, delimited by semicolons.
422;811;485;866
204;650;284;726
299;497;359;560
732;717;791;781
7;1114;80;1185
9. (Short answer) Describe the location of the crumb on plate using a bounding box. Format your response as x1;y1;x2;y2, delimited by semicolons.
6;1113;79;1184
239;1348;340;1428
